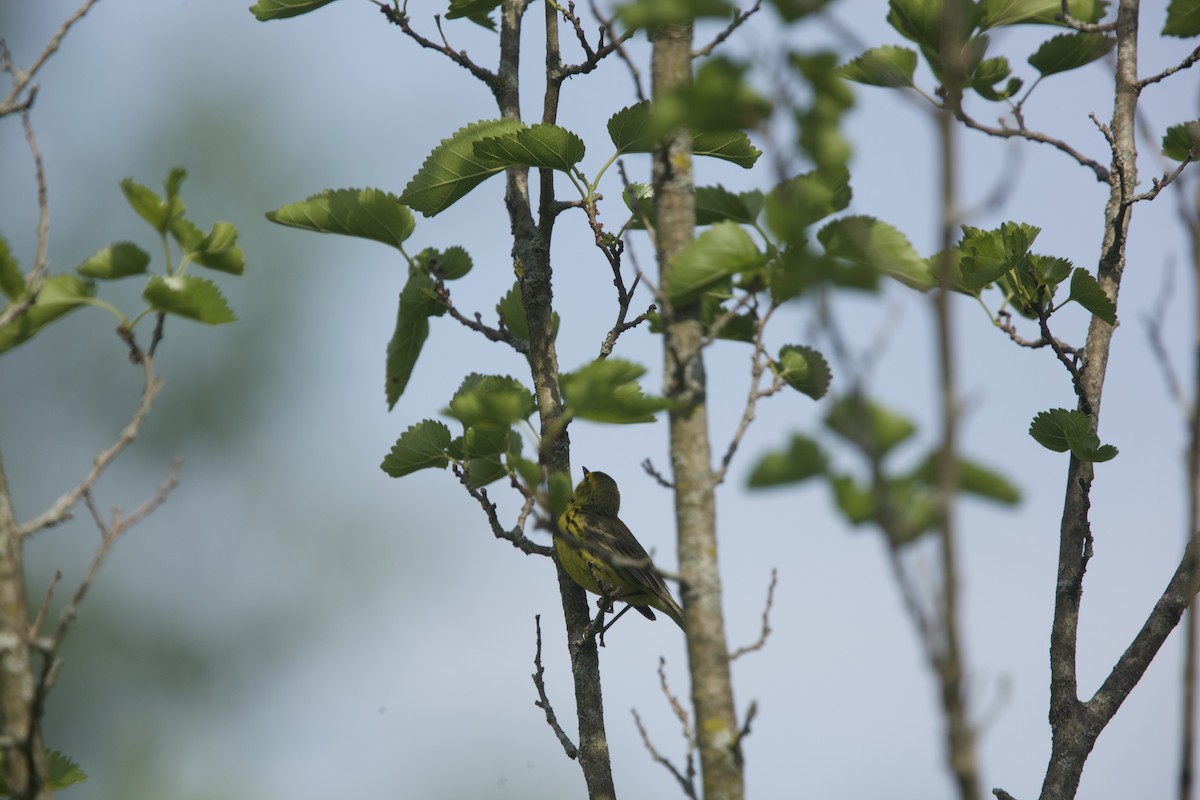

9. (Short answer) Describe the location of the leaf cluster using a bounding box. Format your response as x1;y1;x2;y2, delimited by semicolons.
1;168;244;354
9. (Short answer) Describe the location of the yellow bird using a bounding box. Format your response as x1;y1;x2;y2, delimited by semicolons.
555;468;684;629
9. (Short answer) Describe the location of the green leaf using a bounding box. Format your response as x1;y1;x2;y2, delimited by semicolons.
765;169;852;245
120;178;173;233
143;275;236;324
1066;268;1116;324
888;0;951;51
266;188;415;249
400;119;523;216
446;0;503;24
0;233;22;299
664;221;765;307
839;45;919;87
1163;120;1200;161
464;424;521;487
608;102;655;153
914;452;1022;504
773;345;832;400
0;274;95;354
747;434;827;487
830;474;876;524
380;420;452;477
825;396;917;458
767;0;835;21
1028;32;1114;75
656;57;773;134
474;124;586;172
250;0;338;19
1165;0;1200;36
44;749;87;791
980;0;1108;27
385;271;439;409
958;221;1040;290
496;281;559;342
695;186;764;226
692;130;762;168
561;358;667;424
1029;408;1118;462
76;242;151;279
191;221;246;275
446;373;536;428
818;215;933;291
972;56;1022;100
435;245;473;280
618;0;735;28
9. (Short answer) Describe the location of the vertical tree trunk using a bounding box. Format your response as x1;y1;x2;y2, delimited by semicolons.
651;22;745;800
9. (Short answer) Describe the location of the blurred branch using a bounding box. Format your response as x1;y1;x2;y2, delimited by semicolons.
18;357;166;539
692;1;762;59
0;0;103;117
0;111;50;331
728;569;777;661
632;657;698;798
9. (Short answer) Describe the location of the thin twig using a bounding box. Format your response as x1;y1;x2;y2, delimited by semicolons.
1137;45;1200;90
18;357;165;538
952;108;1110;183
1056;0;1115;33
713;302;784;487
0;0;103;116
532;615;578;759
451;464;552;557
632;707;698;799
729;569;777;660
587;1;645;102
692;1;762;59
377;4;503;95
433;270;529;353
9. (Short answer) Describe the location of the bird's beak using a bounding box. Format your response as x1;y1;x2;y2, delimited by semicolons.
582;466;590;476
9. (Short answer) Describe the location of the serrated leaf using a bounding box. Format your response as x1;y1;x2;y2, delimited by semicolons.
0;233;22;299
474;124;586;172
1165;0;1200;36
1029;32;1114;75
191;221;245;275
693;130;762;168
765;169;852;245
825;395;917;457
446;0;503;21
446;373;536;428
143;275;235;324
76;242;150;279
250;0;338;20
608;102;655;153
386;271;439;409
120;178;171;232
561;358;666;424
980;0;1108;28
0;274;95;354
747;434;827;487
914;452;1022;504
44;749;87;791
380;420;452;477
1163;120;1200;161
400;119;523;216
1029;408;1118;462
1030;254;1073;287
436;245;473;280
839;45;918;87
266;188;415;249
818;215;933;291
664;221;764;307
1067;268;1116;324
958;221;1041;289
774;345;831;400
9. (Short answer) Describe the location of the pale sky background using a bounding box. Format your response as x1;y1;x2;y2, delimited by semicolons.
0;1;1198;799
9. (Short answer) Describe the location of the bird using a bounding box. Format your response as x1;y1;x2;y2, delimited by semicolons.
555;467;684;629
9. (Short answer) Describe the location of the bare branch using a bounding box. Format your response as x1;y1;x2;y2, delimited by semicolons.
586;1;645;102
532;615;579;759
692;1;762;59
1056;0;1115;33
729;569;777;660
713;302;784;487
1138;45;1200;90
0;110;50;330
451;464;553;557
433;269;529;353
633;707;698;799
18;357;165;538
0;0;103;116
377;5;503;96
952;108;1110;183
